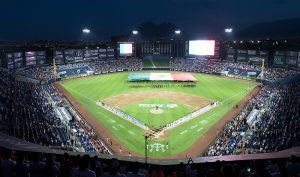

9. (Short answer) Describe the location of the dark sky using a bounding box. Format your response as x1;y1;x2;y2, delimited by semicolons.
0;0;300;41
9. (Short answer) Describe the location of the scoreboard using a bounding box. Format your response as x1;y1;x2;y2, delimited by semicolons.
65;49;104;63
64;49;75;63
25;51;46;66
107;48;115;57
53;50;65;64
298;52;300;68
186;40;219;58
83;49;99;61
36;51;46;65
99;49;107;58
226;49;268;63
119;43;133;56
236;50;247;62
25;51;37;66
14;52;24;68
286;51;298;67
273;51;299;67
73;50;84;63
6;53;15;69
6;52;24;69
248;50;268;64
226;49;236;60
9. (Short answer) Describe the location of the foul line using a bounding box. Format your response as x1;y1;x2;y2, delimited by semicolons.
222;86;252;103
63;86;97;103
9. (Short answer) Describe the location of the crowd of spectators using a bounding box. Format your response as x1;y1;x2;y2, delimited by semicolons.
170;59;224;73
170;58;300;81
19;59;143;82
18;58;299;82
89;58;143;74
0;149;299;177
245;83;300;152
0;69;64;146
0;68;110;155
205;82;300;156
264;68;300;81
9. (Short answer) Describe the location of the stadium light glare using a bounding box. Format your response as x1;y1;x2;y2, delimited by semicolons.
82;28;90;34
132;30;138;35
224;28;233;33
175;30;181;34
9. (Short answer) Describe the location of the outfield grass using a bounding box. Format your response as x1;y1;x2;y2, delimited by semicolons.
122;98;194;127
60;72;258;156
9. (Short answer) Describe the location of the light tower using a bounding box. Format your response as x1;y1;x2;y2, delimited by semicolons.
174;30;181;58
82;28;91;47
132;30;138;57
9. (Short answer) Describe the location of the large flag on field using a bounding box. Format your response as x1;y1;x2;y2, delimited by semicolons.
128;73;197;82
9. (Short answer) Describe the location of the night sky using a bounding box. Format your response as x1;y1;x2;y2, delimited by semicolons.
0;0;300;41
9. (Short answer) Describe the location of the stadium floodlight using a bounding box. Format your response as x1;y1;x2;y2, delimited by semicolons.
175;30;181;34
82;28;90;34
132;30;138;58
225;28;233;33
132;30;138;35
174;30;181;58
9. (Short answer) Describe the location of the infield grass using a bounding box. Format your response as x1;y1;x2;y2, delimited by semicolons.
60;72;258;157
122;98;194;127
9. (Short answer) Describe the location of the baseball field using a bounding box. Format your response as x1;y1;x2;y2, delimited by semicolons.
57;72;259;158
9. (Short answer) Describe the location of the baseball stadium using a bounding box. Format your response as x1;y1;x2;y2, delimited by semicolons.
0;34;300;176
55;70;258;158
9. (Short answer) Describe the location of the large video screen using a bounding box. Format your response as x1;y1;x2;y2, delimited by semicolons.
6;53;15;69
99;49;107;58
119;43;133;55
53;50;64;64
188;40;215;56
64;49;75;63
13;52;24;68
107;48;115;57
25;51;37;66
73;49;83;63
36;51;46;65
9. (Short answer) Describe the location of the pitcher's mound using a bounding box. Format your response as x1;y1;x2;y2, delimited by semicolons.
150;108;164;114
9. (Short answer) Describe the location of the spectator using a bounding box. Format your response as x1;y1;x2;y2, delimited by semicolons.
1;150;15;177
72;155;96;177
43;155;60;177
